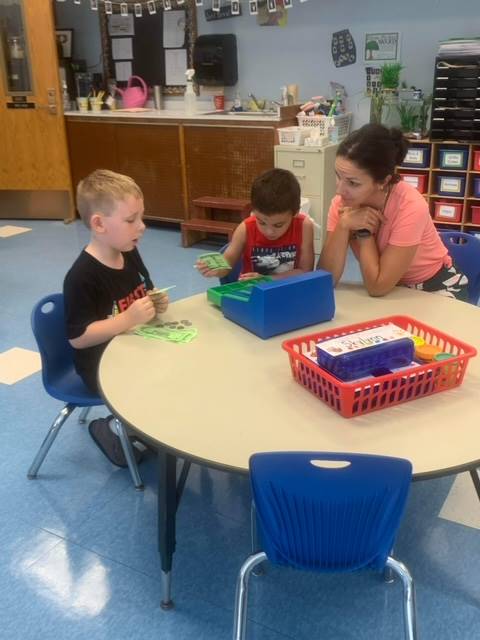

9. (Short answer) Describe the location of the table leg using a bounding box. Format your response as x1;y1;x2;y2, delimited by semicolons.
469;468;480;502
158;449;177;610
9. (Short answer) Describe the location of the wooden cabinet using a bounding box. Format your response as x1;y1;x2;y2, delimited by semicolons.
184;125;274;216
65;115;294;223
66;120;185;222
398;140;480;235
274;143;338;252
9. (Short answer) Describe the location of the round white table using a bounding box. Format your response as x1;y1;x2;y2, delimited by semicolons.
99;284;480;607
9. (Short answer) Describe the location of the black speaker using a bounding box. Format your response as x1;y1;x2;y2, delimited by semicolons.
193;34;238;87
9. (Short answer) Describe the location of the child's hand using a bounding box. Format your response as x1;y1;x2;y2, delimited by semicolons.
125;296;155;327
239;272;261;281
152;291;169;315
196;259;220;278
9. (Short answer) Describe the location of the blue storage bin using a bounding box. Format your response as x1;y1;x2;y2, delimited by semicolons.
219;270;335;339
473;177;480;198
315;327;414;382
437;174;465;197
438;147;468;170
402;145;430;168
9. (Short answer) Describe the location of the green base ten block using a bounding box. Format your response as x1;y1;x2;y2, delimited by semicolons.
207;277;272;307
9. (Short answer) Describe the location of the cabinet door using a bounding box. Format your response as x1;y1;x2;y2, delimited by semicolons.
274;149;325;195
184;125;274;216
66;121;117;190
115;124;185;222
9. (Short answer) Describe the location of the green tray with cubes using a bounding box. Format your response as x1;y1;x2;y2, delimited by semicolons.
207;277;272;307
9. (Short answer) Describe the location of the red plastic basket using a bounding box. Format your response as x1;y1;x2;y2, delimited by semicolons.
282;315;477;418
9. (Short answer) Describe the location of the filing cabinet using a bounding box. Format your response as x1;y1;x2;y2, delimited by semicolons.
274;143;338;253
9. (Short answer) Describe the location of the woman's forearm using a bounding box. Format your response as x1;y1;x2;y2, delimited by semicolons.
357;237;389;296
318;226;350;285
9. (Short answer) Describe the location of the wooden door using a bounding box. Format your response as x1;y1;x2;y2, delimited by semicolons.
0;0;73;220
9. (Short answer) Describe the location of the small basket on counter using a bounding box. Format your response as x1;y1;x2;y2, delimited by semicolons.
277;126;311;146
296;112;352;142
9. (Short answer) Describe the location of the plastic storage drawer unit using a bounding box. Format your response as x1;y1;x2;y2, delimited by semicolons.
434;201;463;222
399;173;427;193
473;150;480;171
473;177;480;198
438;147;469;169
437;175;466;197
315;323;414;382
402;145;431;168
471;205;480;224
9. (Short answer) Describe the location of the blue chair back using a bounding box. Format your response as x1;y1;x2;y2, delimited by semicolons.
439;231;480;304
219;243;242;284
31;293;100;405
250;451;412;573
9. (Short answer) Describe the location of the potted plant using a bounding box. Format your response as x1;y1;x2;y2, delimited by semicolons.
417;94;432;137
380;63;403;91
396;102;419;135
370;91;386;125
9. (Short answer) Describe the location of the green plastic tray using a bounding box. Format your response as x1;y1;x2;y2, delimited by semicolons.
207;277;272;307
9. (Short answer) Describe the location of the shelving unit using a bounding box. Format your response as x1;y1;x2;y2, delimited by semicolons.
398;139;480;234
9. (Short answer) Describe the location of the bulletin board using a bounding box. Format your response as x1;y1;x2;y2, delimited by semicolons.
98;2;197;94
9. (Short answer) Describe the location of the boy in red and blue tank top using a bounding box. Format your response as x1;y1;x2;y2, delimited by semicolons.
196;168;315;280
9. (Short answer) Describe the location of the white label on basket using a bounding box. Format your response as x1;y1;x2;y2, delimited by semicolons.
404;149;424;164
443;152;462;167
437;204;456;219
316;323;414;357
440;177;462;193
403;175;420;188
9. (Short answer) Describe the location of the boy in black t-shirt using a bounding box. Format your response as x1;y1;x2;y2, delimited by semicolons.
64;169;168;466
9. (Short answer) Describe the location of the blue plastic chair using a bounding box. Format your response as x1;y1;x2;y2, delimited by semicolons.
439;231;480;304
233;452;416;640
219;243;242;284
27;293;143;489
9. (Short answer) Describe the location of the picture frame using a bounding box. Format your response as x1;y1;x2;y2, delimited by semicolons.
364;32;400;62
55;29;73;59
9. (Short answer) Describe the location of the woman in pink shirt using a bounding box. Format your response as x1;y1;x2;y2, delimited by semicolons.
318;124;468;300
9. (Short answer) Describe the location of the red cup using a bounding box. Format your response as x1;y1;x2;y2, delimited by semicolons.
213;94;225;111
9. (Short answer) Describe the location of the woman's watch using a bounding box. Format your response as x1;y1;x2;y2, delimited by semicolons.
352;228;372;240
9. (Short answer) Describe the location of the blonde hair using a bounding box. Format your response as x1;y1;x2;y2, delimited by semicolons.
76;169;143;228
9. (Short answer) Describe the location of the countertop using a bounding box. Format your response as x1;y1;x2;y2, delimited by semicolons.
63;104;302;126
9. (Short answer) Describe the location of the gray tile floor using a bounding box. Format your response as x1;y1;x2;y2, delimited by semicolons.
1;219;480;640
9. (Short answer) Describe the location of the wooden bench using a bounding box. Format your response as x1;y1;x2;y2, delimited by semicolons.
181;196;251;248
181;219;238;248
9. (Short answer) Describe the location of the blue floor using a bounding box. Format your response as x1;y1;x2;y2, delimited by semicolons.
2;220;480;639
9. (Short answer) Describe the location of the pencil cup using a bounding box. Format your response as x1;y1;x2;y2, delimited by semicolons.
76;97;89;112
89;98;102;112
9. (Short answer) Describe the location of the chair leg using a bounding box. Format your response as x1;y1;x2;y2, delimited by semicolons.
233;552;267;640
27;403;75;478
383;547;395;583
250;502;264;576
114;419;144;491
385;556;418;640
78;407;91;424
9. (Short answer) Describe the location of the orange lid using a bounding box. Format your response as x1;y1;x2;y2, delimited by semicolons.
415;344;443;362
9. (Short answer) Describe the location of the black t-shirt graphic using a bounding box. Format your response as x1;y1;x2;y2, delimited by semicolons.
63;248;153;392
250;244;297;275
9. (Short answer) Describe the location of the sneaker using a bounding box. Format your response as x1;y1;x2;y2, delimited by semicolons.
88;417;144;468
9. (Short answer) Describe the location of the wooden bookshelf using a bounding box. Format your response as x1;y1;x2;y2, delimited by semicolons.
398;140;480;233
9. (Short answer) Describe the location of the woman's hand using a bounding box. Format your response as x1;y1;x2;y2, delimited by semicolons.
339;206;385;235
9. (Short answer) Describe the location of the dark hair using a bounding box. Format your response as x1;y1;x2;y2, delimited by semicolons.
337;124;409;183
250;168;301;215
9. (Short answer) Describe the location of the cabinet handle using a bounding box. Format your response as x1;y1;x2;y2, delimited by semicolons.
294;174;307;180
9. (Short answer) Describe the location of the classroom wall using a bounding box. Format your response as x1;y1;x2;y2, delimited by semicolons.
53;0;480;126
197;0;480;126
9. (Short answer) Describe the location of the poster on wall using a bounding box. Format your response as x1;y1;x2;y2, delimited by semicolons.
256;0;288;27
364;32;400;61
331;29;356;67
